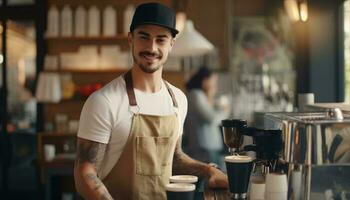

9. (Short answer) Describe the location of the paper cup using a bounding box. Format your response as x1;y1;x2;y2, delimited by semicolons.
225;155;254;198
166;183;195;200
265;173;288;193
169;175;198;184
44;144;56;161
265;191;287;200
291;170;302;200
298;93;314;111
249;179;265;200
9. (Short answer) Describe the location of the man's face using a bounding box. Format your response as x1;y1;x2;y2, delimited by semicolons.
128;24;175;74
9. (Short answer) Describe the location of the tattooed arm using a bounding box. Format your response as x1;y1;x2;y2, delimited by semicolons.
74;138;113;200
172;136;228;188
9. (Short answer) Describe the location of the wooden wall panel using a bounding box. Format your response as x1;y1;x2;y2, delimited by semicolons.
163;72;186;92
233;0;267;16
44;101;84;123
186;0;231;69
48;0;171;7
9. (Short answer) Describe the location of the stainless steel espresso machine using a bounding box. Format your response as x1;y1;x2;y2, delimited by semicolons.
221;119;285;199
264;108;350;200
221;119;283;174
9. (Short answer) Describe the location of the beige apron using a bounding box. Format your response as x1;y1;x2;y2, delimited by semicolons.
102;71;179;200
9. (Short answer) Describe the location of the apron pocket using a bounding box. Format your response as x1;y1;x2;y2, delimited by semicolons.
136;136;171;176
157;137;173;167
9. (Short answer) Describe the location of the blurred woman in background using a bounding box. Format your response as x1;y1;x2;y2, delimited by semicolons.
183;66;230;169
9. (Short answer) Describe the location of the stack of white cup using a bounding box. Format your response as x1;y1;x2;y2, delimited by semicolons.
264;173;288;200
249;177;266;200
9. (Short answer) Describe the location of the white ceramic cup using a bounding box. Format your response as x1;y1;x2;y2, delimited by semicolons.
291;170;302;200
298;93;314;111
265;172;288;193
169;175;198;184
249;179;265;200
44;144;56;161
165;183;196;200
265;191;287;200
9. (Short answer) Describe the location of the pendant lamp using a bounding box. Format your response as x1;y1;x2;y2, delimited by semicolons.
171;20;214;57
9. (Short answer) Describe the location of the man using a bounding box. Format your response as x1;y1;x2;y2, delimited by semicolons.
74;2;228;200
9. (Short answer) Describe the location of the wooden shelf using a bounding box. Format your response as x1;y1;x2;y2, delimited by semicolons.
45;35;128;42
38;132;77;137
45;35;130;53
41;99;86;105
47;0;171;7
44;68;129;74
44;69;184;74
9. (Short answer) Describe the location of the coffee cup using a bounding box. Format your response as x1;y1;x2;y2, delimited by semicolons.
169;175;198;184
291;169;302;200
225;155;254;199
265;172;288;193
265;172;288;200
165;183;195;200
44;144;56;161
249;178;265;200
265;192;287;200
298;93;314;111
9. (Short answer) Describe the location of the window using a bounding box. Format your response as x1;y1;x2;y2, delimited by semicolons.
6;20;36;133
0;23;3;89
8;0;34;5
344;0;350;102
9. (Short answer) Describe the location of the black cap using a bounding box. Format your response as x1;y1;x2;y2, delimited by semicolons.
130;2;179;37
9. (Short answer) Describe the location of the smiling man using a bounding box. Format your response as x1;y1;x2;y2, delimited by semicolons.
74;2;228;200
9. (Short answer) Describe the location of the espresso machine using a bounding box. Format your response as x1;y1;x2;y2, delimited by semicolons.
264;108;350;200
221;119;284;175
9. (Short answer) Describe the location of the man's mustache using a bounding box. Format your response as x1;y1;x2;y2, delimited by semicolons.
139;51;161;58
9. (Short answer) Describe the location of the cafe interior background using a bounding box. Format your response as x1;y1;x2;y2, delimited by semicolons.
0;0;349;199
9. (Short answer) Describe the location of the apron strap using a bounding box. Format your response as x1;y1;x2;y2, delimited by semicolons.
124;70;178;108
164;81;178;108
124;70;137;106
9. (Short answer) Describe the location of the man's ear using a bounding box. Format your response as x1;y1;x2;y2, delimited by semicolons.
127;32;133;46
169;38;175;51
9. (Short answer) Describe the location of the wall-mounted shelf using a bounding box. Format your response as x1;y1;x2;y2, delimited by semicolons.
44;68;129;74
47;0;170;7
45;35;128;42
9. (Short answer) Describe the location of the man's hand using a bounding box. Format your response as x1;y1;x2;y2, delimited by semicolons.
207;166;229;189
172;137;229;189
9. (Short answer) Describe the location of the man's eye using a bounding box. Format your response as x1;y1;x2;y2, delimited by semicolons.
157;39;165;43
140;36;148;40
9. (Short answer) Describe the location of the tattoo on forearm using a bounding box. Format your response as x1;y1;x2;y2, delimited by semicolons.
172;137;209;177
77;139;106;169
85;173;113;200
75;139;111;199
86;173;103;191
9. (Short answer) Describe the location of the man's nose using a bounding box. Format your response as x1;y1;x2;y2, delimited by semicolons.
146;39;158;52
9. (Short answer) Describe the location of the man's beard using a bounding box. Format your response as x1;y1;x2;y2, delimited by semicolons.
135;58;162;73
132;47;163;74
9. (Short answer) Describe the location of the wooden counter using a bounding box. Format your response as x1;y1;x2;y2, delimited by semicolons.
204;188;230;200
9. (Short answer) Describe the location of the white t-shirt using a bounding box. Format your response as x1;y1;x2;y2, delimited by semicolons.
77;76;188;179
